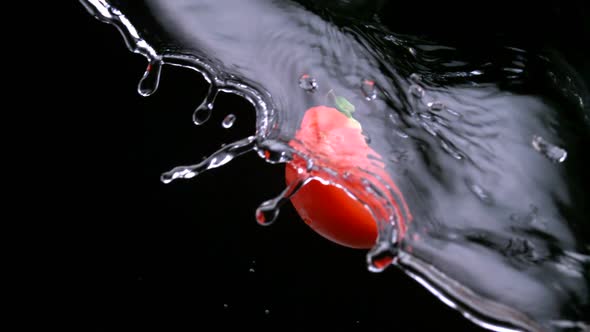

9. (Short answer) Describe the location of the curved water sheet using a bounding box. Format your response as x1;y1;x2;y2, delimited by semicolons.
80;0;590;331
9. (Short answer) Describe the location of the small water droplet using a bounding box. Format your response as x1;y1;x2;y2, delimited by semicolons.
222;114;236;129
409;73;422;82
409;84;424;98
223;304;229;309
137;60;162;97
264;309;270;315
361;79;377;100
408;47;416;56
470;70;483;76
467;181;493;204
193;103;213;125
367;240;398;273
249;268;255;273
255;175;309;226
193;86;218;125
532;135;567;163
298;74;317;92
256;204;279;226
427;101;446;112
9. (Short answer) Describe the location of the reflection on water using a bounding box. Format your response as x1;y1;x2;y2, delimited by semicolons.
80;0;589;331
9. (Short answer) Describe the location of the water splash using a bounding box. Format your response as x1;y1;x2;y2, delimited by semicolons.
81;1;590;331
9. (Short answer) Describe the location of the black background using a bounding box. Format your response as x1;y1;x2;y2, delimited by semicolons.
61;2;588;331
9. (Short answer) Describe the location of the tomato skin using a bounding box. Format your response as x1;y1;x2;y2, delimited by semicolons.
285;163;378;248
286;106;411;249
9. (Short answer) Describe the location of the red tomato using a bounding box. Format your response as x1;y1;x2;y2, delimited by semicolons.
286;106;411;249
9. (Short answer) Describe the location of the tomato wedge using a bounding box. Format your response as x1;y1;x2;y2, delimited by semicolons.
287;105;411;249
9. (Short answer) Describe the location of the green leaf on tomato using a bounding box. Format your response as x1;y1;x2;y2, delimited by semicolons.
334;95;355;117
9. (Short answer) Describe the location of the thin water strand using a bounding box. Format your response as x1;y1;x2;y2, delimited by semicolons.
161;136;256;183
80;0;163;95
255;176;313;226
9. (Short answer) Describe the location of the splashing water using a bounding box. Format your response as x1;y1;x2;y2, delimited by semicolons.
80;0;590;331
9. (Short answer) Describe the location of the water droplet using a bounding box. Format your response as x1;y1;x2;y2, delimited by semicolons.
408;47;417;56
427;101;446;112
470;70;483;76
532;135;567;163
137;60;162;97
223;304;229;309
193;104;213;125
298;74;317;92
222;114;236;128
367;242;397;273
193;86;219;125
255;175;310;226
409;84;424;98
361;79;377;100
409;73;422;82
264;309;270;315
256;204;279;226
249;268;255;273
467;181;493;204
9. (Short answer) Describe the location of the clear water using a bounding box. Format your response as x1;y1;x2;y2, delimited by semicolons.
80;1;590;331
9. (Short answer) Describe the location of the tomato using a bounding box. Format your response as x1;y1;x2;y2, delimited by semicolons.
286;105;411;249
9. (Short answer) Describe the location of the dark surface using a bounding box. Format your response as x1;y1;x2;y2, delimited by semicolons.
62;2;589;331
